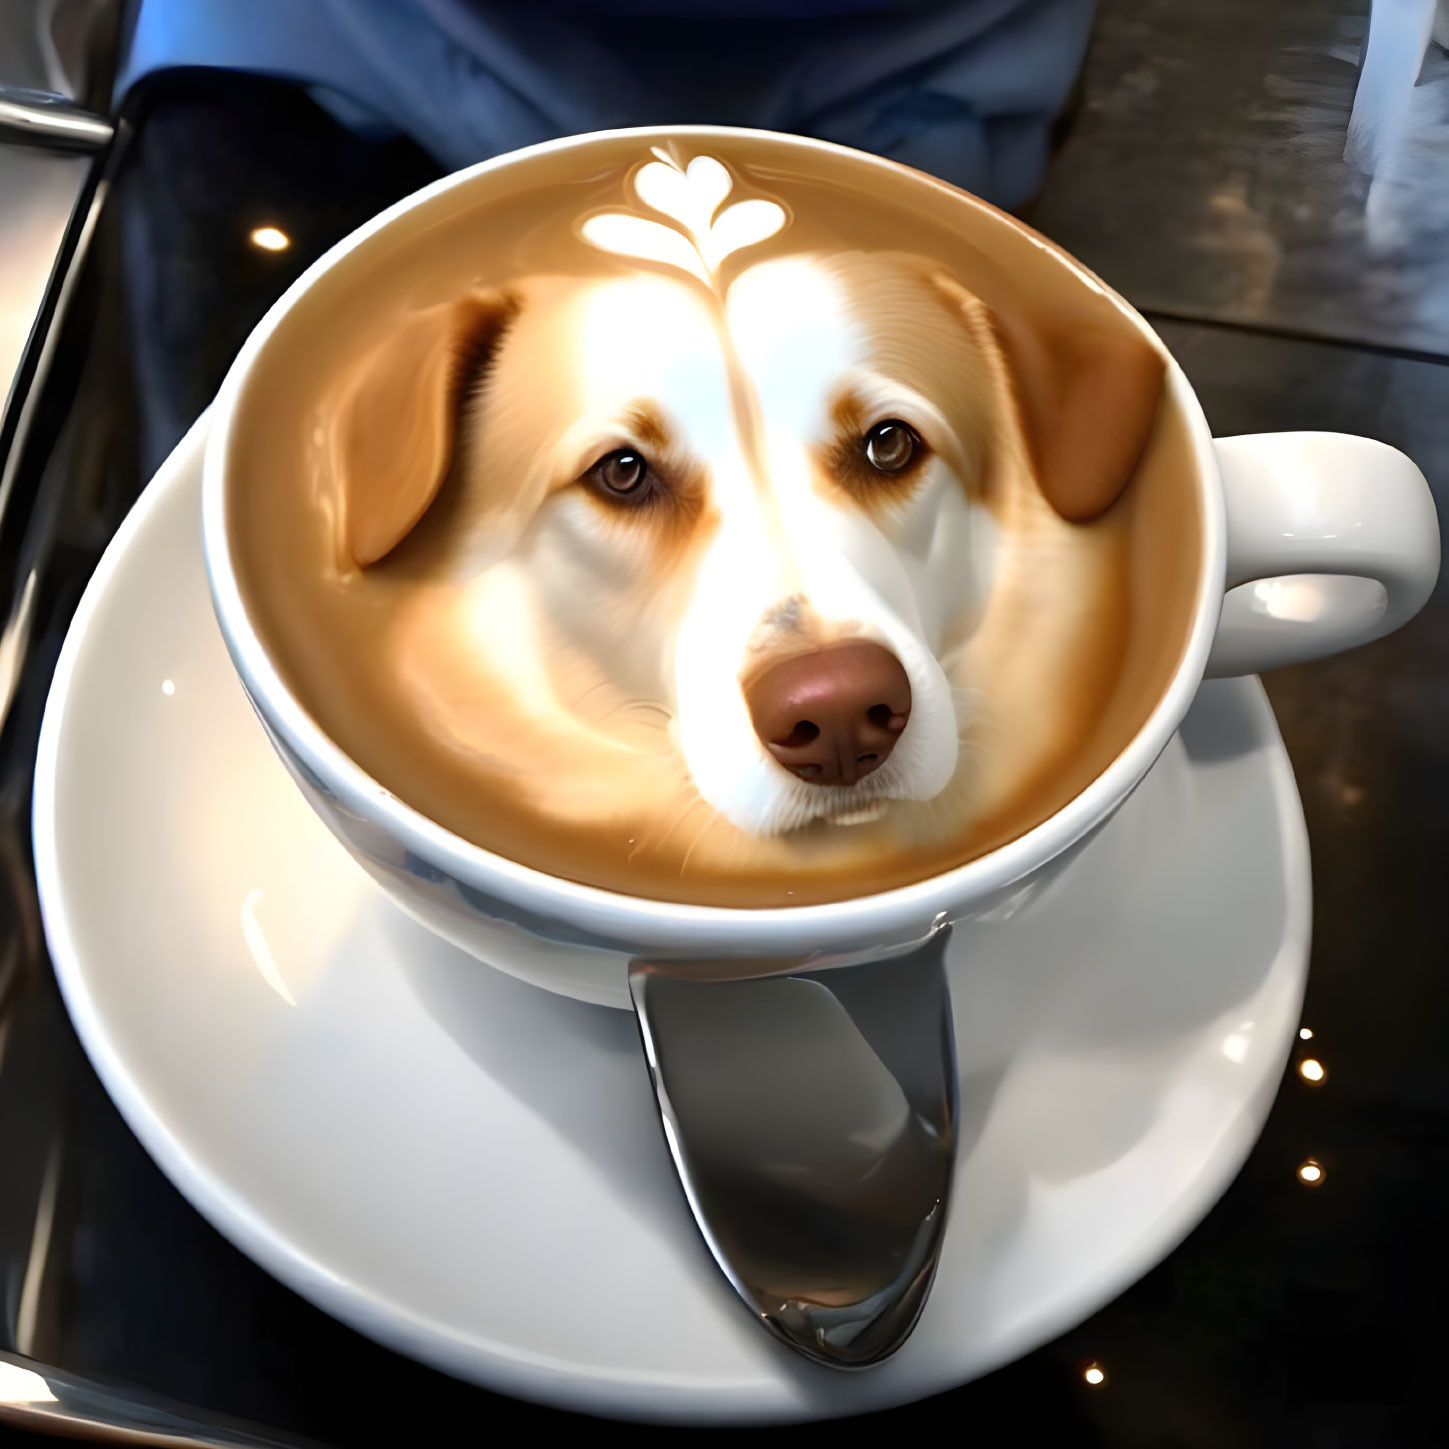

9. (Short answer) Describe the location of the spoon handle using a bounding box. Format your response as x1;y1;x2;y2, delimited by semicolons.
629;927;957;1369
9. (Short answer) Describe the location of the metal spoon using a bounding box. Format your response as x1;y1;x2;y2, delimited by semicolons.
629;926;956;1369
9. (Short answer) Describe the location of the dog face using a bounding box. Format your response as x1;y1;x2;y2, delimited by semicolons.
332;248;1163;844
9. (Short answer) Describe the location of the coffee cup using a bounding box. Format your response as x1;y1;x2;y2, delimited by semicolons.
202;124;1439;1008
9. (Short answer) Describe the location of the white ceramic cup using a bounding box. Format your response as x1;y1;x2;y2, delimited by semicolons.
202;127;1441;1009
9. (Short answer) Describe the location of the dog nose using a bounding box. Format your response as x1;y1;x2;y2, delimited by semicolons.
746;641;911;787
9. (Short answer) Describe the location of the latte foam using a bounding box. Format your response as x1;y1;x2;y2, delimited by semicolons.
224;133;1202;906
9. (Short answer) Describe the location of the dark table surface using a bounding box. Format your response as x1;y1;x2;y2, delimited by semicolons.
2;35;1446;1447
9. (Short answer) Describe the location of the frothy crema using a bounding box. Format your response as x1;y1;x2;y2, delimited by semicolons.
226;134;1202;906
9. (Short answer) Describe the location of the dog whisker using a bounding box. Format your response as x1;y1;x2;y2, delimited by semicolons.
639;794;712;858
677;807;723;878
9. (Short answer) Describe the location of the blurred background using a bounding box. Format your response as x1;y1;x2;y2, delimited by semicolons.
1;2;1446;1445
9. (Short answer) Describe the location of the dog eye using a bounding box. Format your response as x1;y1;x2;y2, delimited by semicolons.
589;449;650;498
863;421;918;474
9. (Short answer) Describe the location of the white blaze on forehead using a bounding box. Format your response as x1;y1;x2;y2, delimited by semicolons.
570;274;734;458
716;256;874;617
726;257;866;438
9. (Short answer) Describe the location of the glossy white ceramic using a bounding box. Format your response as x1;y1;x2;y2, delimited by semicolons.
198;127;1437;1000
36;419;1313;1423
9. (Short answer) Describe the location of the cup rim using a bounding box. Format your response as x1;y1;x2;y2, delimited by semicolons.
202;123;1225;955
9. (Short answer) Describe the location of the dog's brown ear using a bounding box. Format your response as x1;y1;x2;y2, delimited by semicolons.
932;272;1164;522
337;289;518;567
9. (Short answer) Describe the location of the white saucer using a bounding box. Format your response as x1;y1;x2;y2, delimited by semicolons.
34;417;1311;1424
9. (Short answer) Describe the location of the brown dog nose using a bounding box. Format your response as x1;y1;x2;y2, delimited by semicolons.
746;641;911;787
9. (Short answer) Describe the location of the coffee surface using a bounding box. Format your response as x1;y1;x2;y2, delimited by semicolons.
227;132;1203;906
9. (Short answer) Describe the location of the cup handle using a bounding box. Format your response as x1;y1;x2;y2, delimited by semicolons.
1205;432;1441;678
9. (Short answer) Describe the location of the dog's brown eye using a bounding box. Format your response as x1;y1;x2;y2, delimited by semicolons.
592;449;648;497
864;421;918;473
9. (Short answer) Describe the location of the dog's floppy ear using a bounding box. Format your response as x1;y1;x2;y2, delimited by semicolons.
932;272;1164;522
336;288;518;567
